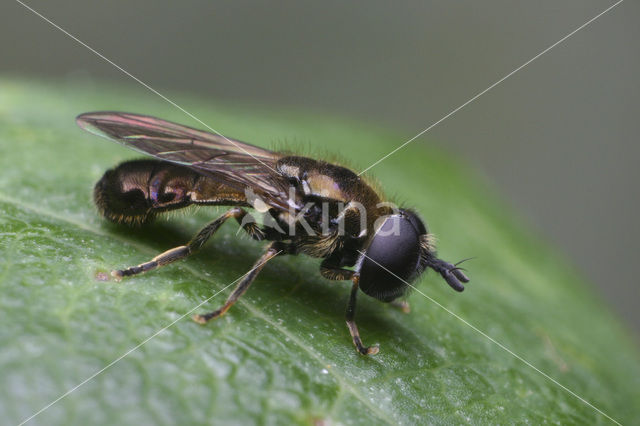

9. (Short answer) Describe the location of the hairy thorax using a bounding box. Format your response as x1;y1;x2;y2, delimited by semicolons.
274;156;384;258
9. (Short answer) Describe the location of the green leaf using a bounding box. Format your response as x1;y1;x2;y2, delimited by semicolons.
1;77;638;425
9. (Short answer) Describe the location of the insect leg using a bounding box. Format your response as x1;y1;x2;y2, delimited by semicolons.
192;242;282;323
112;207;261;280
390;300;411;313
321;260;410;313
345;275;379;355
320;258;354;281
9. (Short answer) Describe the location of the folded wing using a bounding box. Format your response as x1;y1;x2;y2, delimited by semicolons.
77;112;294;211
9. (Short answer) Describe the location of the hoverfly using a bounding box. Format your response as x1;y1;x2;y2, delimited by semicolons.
77;112;469;355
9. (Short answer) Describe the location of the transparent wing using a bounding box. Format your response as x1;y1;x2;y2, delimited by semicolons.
77;112;295;211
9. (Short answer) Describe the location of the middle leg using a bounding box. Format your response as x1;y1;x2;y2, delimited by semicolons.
192;242;283;323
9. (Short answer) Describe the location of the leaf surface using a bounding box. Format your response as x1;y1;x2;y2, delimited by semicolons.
0;78;638;425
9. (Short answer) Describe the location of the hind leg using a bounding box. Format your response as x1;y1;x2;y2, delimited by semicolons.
112;207;263;280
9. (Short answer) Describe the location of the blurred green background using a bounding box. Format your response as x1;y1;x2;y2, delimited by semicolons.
1;0;638;335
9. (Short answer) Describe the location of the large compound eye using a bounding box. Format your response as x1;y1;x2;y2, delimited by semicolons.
358;214;422;302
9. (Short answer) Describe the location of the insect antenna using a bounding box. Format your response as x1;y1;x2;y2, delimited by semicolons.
454;257;476;267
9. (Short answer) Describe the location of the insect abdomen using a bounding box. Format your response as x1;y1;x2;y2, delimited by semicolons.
94;159;198;225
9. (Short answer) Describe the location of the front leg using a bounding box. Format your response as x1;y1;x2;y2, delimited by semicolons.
390;300;411;313
319;259;378;355
320;257;354;281
346;275;379;355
